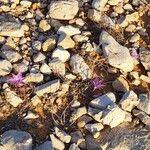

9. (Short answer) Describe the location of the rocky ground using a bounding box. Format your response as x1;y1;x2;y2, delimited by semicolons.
0;0;150;150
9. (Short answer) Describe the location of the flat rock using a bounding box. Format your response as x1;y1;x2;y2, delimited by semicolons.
137;93;150;115
120;90;139;112
70;54;92;80
36;141;53;150
140;49;150;71
35;79;60;96
100;31;134;72
0;130;32;150
89;92;116;110
0;60;12;76
48;0;79;20
0;15;24;37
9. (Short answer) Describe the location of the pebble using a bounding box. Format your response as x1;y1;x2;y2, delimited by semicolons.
50;134;65;150
20;0;32;8
90;92;116;110
73;35;89;42
52;47;70;62
129;33;140;43
88;9;102;23
24;111;39;120
69;143;80;150
0;130;32;150
35;79;60;96
32;41;42;51
0;60;12;76
40;63;52;75
120;90;139;112
125;24;136;32
48;0;79;20
31;95;41;107
140;75;150;83
33;52;46;62
108;0;123;6
92;0;108;12
36;141;53;150
39;19;51;32
70;54;92;80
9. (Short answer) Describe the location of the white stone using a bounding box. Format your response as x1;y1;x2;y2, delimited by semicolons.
0;60;12;76
73;35;89;42
92;0;108;11
33;52;46;62
49;0;79;20
24;111;39;120
35;79;60;96
40;63;52;75
120;91;139;112
137;93;150;115
90;92;116;110
50;134;65;150
70;54;92;80
36;141;53;150
20;0;32;7
108;0;123;6
52;47;70;62
57;25;81;36
0;130;32;150
100;31;134;72
54;127;71;143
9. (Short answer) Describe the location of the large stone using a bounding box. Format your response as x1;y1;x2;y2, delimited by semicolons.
137;93;150;115
48;0;79;20
70;54;92;80
0;60;12;76
35;79;60;96
0;15;24;37
0;130;32;150
100;31;134;72
140;49;150;71
89;92;116;110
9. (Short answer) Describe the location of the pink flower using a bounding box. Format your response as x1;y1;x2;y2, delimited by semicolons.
91;77;105;91
130;50;140;59
7;72;25;86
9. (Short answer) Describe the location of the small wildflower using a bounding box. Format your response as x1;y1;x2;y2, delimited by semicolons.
130;49;140;59
91;77;105;91
7;72;25;86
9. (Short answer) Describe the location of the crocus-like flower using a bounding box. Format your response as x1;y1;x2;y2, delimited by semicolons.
7;72;25;86
130;49;140;59
91;77;105;91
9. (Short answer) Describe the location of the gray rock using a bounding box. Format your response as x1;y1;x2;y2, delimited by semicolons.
32;41;42;51
133;109;150;125
0;60;12;76
0;130;32;150
140;49;150;71
70;54;92;80
120;91;139;112
0;15;25;37
33;52;46;63
92;0;108;11
69;143;80;150
35;79;60;96
137;93;150;115
100;31;134;72
89;92;116;110
36;141;53;150
48;0;79;20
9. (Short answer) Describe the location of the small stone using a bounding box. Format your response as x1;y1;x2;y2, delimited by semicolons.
113;5;124;14
75;18;85;26
36;141;53;150
20;0;32;7
48;0;79;20
132;79;141;86
35;79;60;96
71;101;81;108
88;9;102;23
33;52;46;62
120;91;139;112
125;24;136;32
73;35;89;42
31;95;41;107
112;76;129;92
52;47;70;62
39;20;51;32
5;88;23;107
25;72;44;83
65;73;76;80
57;25;81;36
32;41;42;51
40;63;52;75
54;127;71;143
108;0;123;6
81;42;95;52
70;106;87;122
102;105;127;128
90;92;116;110
123;4;133;11
0;60;12;76
70;54;92;80
50;134;65;150
133;109;150;125
24;111;39;120
69;143;80;150
140;75;150;83
58;34;75;49
137;93;150;115
130;71;139;79
92;0;108;11
49;58;65;77
0;130;32;150
42;37;56;52
129;33;140;43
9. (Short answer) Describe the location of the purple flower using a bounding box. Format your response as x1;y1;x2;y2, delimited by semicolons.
7;72;25;86
130;50;140;59
91;78;105;91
